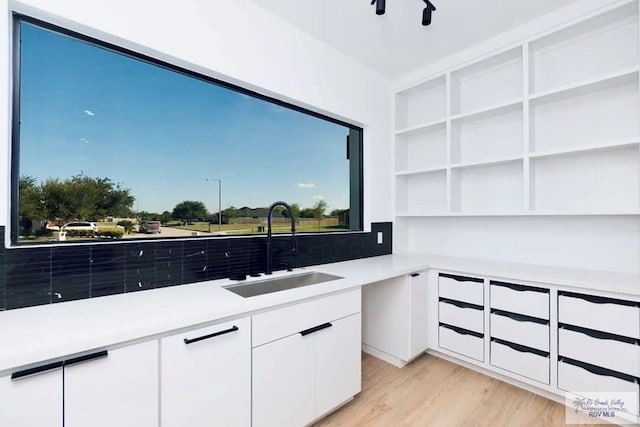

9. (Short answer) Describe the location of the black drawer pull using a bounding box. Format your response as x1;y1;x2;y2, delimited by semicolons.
410;273;420;277
184;326;239;344
439;273;483;283
491;338;549;357
559;323;639;345
11;361;63;380
559;291;640;308
300;322;333;336
560;356;638;384
65;350;108;367
490;280;549;294
439;322;484;339
439;297;483;311
491;309;548;325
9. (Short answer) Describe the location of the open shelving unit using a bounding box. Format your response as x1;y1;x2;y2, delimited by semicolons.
394;0;640;217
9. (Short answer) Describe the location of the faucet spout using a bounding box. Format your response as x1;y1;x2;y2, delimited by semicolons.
265;201;297;275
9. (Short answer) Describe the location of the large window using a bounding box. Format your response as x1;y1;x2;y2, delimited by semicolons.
11;16;363;245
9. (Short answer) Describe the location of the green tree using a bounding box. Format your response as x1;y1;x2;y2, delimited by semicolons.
23;174;134;228
312;199;328;227
18;175;44;235
281;203;300;221
172;200;208;223
160;211;173;224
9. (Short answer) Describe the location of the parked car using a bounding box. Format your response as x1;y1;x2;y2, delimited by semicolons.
140;220;161;234
61;221;98;232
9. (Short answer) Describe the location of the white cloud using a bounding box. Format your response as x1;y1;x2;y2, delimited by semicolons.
84;110;95;116
313;195;325;200
297;183;316;189
80;138;90;144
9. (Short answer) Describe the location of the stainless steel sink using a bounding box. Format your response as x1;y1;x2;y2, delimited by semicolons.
223;271;343;298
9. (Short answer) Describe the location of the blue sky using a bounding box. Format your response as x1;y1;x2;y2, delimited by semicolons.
19;22;351;214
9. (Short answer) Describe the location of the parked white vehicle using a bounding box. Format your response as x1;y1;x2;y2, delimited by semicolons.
61;222;98;232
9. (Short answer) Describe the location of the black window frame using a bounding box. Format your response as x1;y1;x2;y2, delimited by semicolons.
9;13;364;246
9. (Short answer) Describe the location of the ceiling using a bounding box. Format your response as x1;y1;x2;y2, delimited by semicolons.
250;0;579;79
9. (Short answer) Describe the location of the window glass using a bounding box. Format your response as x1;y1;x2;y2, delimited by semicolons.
13;18;363;244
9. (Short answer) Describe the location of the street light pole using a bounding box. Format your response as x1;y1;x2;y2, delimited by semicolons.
206;178;222;232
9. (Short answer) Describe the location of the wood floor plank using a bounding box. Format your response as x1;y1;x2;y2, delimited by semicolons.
314;353;613;427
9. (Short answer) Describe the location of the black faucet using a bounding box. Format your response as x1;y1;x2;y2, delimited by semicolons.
265;201;297;275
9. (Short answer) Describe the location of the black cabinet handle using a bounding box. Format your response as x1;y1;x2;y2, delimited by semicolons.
491;309;548;325
559;323;639;345
65;350;108;367
410;273;420;277
11;361;63;380
560;357;638;384
184;326;239;345
439;273;483;283
439;322;484;339
491;338;549;357
300;322;333;336
490;280;549;294
440;297;483;311
559;291;639;307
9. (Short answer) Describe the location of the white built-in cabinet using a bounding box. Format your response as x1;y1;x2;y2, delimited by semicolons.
0;341;158;427
395;0;640;216
160;317;251;427
0;364;63;427
362;271;429;367
64;341;159;427
252;288;361;427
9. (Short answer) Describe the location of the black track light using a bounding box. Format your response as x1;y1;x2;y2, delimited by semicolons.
371;0;385;15
422;0;436;26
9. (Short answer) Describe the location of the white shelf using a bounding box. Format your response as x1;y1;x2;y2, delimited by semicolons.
530;72;639;153
394;1;640;219
529;1;639;94
451;160;523;213
529;67;639;101
450;98;523;122
451;156;523;170
396;76;446;130
451;47;522;116
530;138;640;160
395;119;447;136
531;146;640;212
396;166;447;176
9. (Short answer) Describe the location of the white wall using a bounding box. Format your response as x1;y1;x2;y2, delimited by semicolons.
393;0;640;274
0;0;394;232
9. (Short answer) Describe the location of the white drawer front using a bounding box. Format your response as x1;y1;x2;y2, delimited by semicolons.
490;340;549;384
439;325;484;362
558;360;639;416
490;312;549;352
252;288;361;347
439;301;483;334
490;282;549;320
438;275;483;306
559;327;640;378
559;294;640;339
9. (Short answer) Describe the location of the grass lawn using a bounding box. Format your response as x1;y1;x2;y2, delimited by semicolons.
170;221;349;235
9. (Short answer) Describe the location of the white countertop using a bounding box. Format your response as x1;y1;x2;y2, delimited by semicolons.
1;252;639;373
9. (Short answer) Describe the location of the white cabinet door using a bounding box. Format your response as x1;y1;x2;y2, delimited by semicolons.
409;272;429;359
0;366;63;427
363;272;428;364
315;313;361;418
64;340;158;427
252;332;315;427
161;317;251;427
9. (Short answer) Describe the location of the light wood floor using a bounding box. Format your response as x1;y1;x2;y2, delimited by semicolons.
314;353;611;427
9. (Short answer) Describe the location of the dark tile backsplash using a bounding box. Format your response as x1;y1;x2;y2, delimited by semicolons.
0;222;392;310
